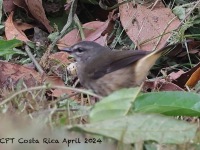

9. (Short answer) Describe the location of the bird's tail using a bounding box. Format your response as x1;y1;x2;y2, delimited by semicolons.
158;43;182;56
134;42;182;85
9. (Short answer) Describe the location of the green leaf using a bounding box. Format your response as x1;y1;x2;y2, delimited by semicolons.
48;32;59;42
134;91;200;116
0;39;23;50
89;88;140;122
0;39;23;59
173;6;186;20
69;114;197;144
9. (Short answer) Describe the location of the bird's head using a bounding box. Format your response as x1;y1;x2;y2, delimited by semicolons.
61;41;109;62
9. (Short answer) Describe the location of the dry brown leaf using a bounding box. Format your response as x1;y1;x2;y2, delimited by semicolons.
49;52;71;65
0;60;42;88
168;70;185;81
25;0;53;33
94;35;108;46
173;63;200;88
144;81;184;92
3;0;16;13
13;0;33;18
48;52;72;76
14;21;33;31
177;50;199;57
84;20;110;41
5;12;30;41
57;20;112;49
0;60;72;98
57;27;82;48
46;76;75;98
118;1;180;50
186;67;200;88
13;0;28;11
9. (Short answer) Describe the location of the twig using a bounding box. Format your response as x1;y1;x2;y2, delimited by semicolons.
25;45;44;74
184;40;192;68
50;92;79;106
74;14;85;40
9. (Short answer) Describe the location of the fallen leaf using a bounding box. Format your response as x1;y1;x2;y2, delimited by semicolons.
84;20;111;41
25;0;53;32
93;34;107;46
14;21;33;31
57;20;113;49
49;51;71;64
118;1;180;50
3;0;16;13
13;0;32;17
46;76;75;98
186;67;200;88
5;12;30;41
173;63;200;88
168;70;185;81
0;60;73;98
0;60;42;89
144;80;184;92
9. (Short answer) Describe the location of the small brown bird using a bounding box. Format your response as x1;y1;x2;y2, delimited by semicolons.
62;41;178;96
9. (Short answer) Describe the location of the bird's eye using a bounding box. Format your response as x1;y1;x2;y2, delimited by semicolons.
76;47;84;53
75;47;84;54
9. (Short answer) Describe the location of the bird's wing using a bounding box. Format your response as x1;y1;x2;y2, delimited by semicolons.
89;50;149;79
88;43;180;80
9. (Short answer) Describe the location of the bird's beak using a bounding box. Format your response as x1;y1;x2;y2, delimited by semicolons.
61;47;72;53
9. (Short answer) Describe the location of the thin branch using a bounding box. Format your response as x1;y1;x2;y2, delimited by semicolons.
25;45;44;74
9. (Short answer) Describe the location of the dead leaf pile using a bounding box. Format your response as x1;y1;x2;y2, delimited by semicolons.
4;0;53;42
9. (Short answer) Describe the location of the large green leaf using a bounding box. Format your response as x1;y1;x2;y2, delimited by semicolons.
134;91;200;116
90;88;140;122
0;39;23;59
69;114;197;144
0;39;23;50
